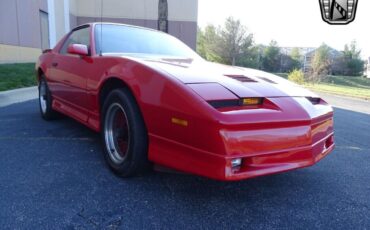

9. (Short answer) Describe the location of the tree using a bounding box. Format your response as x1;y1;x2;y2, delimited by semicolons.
311;44;330;83
343;40;364;76
196;25;224;63
288;69;305;85
331;41;365;76
343;41;361;59
196;18;254;66
236;45;260;69
347;58;364;76
196;27;207;58
218;17;253;66
279;48;302;73
262;40;281;72
331;54;348;75
290;48;302;70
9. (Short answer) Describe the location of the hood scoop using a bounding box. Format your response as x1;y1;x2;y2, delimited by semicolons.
257;76;277;84
224;74;257;83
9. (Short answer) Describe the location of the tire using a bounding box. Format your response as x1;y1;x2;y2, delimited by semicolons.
39;77;58;120
101;88;149;177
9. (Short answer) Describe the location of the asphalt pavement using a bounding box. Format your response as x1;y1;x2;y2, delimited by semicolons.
0;96;369;229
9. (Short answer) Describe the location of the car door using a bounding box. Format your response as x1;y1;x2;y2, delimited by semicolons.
48;26;92;122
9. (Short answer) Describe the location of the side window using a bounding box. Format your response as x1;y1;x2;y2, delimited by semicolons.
60;27;90;55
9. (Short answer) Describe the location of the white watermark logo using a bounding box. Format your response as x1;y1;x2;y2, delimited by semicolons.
319;0;358;25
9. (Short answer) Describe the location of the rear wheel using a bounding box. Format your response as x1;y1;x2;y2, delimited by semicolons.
101;88;149;177
39;77;58;120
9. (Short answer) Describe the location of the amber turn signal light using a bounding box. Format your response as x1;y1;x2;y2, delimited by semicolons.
171;117;188;127
242;98;263;106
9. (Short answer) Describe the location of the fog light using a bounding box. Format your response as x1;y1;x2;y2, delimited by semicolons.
231;158;242;168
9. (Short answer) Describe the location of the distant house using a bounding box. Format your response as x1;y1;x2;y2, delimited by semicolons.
302;47;342;74
280;47;342;73
279;47;342;74
366;57;370;78
279;47;315;72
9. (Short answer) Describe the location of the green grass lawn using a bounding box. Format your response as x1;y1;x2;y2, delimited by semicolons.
305;76;370;100
276;73;370;100
0;63;37;91
304;83;370;99
1;63;369;100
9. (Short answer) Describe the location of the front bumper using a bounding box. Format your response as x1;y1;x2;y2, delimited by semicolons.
223;133;334;181
149;96;335;181
149;115;335;181
149;133;334;181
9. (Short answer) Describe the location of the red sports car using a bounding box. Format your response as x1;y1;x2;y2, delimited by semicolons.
36;23;335;181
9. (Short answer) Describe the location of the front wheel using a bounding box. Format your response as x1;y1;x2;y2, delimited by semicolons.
101;88;149;177
39;77;58;120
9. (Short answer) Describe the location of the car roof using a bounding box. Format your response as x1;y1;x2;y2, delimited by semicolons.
72;22;162;34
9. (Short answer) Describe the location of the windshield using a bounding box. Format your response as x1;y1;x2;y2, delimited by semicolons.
95;24;200;59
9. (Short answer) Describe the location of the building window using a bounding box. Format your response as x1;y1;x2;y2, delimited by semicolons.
39;10;50;50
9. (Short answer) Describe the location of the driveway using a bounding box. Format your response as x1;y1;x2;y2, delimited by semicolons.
0;93;369;229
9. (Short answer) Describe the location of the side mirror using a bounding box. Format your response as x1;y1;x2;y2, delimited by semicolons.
67;44;89;56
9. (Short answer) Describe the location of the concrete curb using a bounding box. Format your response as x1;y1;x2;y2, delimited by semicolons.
0;86;38;107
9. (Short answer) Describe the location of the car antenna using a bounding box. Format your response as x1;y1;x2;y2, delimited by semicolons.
99;0;103;56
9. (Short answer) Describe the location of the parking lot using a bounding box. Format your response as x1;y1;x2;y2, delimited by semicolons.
0;98;369;229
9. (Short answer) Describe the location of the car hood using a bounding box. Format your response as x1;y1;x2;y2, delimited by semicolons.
131;56;317;98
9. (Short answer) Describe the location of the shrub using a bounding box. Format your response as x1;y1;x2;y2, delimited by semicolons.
288;69;305;85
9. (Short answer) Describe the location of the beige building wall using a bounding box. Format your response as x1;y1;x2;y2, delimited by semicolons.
74;0;159;20
0;0;198;63
168;0;198;21
0;44;42;64
0;0;67;63
48;0;72;47
54;0;68;42
69;0;77;15
70;0;198;49
0;0;48;63
71;0;197;22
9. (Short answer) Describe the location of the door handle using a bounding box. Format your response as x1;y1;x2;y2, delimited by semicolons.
52;62;58;67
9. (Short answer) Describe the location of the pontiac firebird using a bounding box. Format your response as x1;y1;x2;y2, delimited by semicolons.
36;23;335;181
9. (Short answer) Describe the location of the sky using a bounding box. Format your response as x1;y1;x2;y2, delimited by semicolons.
198;0;370;59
